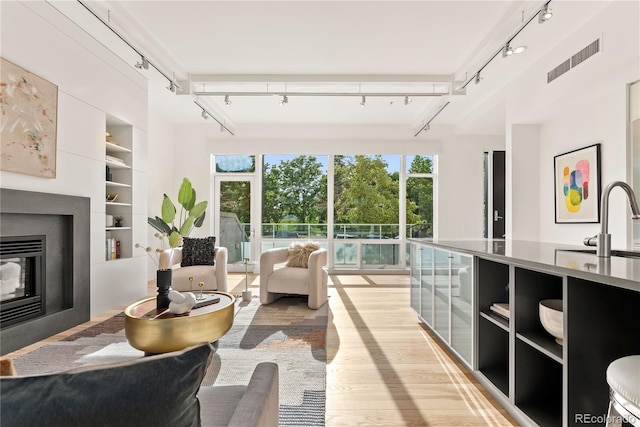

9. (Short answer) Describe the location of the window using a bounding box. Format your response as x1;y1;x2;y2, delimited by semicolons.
261;155;328;247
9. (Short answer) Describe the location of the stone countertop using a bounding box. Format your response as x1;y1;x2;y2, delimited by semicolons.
409;239;640;293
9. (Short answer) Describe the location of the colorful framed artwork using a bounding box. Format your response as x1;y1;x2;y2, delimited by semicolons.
554;143;601;223
1;57;58;178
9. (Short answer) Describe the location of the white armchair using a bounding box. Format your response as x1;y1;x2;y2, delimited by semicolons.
259;247;328;309
159;247;228;292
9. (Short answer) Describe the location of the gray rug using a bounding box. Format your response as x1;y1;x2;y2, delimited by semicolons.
12;296;328;426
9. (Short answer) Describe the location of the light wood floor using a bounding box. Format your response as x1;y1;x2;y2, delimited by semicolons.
5;273;515;426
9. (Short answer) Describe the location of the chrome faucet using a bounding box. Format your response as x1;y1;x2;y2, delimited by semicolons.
584;181;640;257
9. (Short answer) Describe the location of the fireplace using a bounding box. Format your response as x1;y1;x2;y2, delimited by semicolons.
0;189;90;355
1;236;46;327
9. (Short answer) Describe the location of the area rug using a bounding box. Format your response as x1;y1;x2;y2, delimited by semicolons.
11;296;328;426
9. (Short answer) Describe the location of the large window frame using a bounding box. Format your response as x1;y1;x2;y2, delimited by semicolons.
212;154;437;272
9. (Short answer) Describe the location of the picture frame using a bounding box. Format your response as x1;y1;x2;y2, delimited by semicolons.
0;57;58;178
554;143;601;223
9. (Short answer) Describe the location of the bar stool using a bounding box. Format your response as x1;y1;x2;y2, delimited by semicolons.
606;355;640;427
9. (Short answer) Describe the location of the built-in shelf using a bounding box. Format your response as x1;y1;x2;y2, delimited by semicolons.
516;332;563;363
105;180;131;188
105;159;131;169
479;309;509;331
105;141;131;153
105;118;134;261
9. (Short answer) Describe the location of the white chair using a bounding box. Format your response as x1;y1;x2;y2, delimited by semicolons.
160;247;228;293
606;355;640;427
260;247;328;309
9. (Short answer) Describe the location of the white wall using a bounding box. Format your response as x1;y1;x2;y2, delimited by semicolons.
0;1;149;315
145;112;176;279
507;125;540;241
501;0;640;248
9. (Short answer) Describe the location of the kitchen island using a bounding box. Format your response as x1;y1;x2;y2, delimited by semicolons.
409;239;640;427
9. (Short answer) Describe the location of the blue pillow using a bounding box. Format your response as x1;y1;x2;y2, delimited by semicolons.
0;342;213;427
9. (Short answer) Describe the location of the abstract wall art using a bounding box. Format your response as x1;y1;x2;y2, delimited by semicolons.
1;58;58;178
554;143;601;223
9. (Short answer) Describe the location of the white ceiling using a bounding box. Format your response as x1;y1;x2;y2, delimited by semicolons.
72;0;613;133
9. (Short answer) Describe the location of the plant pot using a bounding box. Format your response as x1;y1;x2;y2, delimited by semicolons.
156;269;172;311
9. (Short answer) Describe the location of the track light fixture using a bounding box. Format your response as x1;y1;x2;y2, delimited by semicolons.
224;95;231;106
360;95;366;107
279;95;288;105
135;57;149;70
404;96;412;105
474;73;482;85
502;42;527;58
193;100;235;135
167;81;177;93
538;4;553;23
512;45;527;54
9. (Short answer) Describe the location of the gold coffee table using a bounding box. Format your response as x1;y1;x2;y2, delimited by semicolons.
124;291;235;354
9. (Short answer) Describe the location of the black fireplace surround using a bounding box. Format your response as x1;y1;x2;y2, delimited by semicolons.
0;189;90;355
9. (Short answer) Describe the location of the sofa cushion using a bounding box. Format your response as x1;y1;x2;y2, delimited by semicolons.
286;241;320;268
269;267;309;294
0;342;213;427
182;236;216;267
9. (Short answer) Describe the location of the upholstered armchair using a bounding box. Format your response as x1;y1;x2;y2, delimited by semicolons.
160;246;228;292
259;246;328;309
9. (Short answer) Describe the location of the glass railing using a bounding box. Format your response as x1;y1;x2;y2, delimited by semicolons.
257;222;432;269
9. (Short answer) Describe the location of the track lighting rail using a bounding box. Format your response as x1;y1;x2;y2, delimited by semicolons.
414;102;450;137
194;101;234;135
458;0;552;91
77;1;182;92
193;91;449;98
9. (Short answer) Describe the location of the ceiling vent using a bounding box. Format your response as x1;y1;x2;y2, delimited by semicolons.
571;39;600;68
547;38;601;84
547;59;571;84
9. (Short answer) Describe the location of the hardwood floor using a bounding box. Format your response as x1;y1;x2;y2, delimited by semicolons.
4;273;515;426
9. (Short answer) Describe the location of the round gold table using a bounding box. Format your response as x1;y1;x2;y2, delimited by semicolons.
124;291;235;354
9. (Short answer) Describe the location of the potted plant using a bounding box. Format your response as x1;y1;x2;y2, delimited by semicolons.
142;177;208;310
147;177;208;248
114;216;124;227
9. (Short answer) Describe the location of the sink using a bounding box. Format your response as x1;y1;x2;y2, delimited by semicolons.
558;249;640;259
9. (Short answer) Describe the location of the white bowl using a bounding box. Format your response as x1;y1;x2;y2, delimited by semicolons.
539;299;563;345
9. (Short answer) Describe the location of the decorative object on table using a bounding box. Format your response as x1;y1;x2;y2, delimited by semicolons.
114;216;123;227
106;193;118;202
106;214;114;227
490;302;510;320
243;257;252;302
147;177;208;248
539;299;563;345
1;57;58;179
168;290;197;314
188;276;194;292
554;143;601;223
197;281;205;300
135;233;177;311
156;270;173;310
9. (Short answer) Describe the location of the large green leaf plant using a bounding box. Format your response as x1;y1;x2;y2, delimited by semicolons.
148;178;208;247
